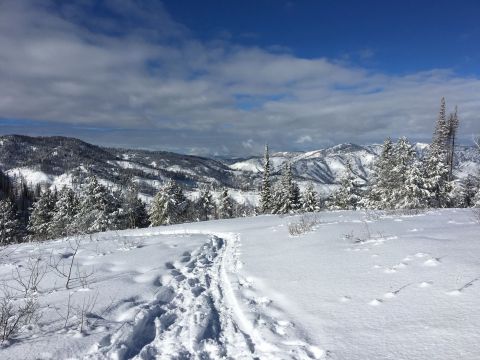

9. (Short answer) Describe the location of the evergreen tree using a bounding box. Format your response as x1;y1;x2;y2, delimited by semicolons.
28;188;57;241
149;180;189;226
424;98;453;208
218;188;234;219
302;182;320;212
195;184;215;221
276;162;300;214
50;187;79;238
390;137;429;208
73;176;117;234
0;199;21;245
366;138;395;209
474;188;480;208
396;160;430;209
259;144;273;213
327;161;361;210
119;180;149;229
446;107;459;181
461;176;479;207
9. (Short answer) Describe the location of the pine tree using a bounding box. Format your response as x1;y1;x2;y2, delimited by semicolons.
424;98;453;208
366;138;395;209
474;188;480;208
195;184;215;221
327;161;362;210
446;107;459;181
0;199;21;245
119;180;149;229
302;182;320;212
276;162;299;214
28;188;57;241
149;180;189;226
50;187;79;238
218;188;234;219
73;176;117;234
259;144;273;213
396;160;430;209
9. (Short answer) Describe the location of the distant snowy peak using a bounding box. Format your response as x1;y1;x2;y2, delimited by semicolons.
0;135;478;203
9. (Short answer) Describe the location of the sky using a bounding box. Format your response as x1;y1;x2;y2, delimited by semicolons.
0;0;479;156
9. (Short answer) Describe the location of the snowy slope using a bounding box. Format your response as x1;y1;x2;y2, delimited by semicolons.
0;209;479;359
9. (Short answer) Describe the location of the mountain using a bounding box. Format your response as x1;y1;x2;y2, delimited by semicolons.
0;135;478;204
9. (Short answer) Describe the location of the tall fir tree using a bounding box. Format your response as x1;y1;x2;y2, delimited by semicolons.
366;138;395;209
259;144;273;213
423;98;453;208
327;161;362;210
301;182;320;212
446;107;459;181
119;180;149;229
0;199;21;245
149;180;189;226
276;162;300;214
73;176;118;234
218;188;234;219
50;186;79;238
195;184;215;221
28;188;57;241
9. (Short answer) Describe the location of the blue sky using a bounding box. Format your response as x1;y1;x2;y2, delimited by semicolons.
0;0;479;155
163;0;480;75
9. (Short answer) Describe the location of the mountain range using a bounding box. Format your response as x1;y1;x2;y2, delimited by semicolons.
0;135;478;205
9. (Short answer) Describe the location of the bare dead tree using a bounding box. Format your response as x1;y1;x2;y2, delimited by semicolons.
12;256;48;296
50;237;94;290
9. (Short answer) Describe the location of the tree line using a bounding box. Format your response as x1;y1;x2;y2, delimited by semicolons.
0;173;252;245
259;98;480;213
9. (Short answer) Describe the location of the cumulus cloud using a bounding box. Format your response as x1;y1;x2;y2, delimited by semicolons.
0;0;479;156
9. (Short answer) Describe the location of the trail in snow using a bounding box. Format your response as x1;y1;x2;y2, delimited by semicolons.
88;233;325;360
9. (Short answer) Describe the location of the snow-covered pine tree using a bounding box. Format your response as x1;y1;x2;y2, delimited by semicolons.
390;137;428;208
0;199;21;245
195;184;215;221
259;144;273;213
218;188;234;219
270;182;283;214
50;186;79;238
365;138;395;209
149;180;189;226
423;98;454;208
277;162;299;214
73;176;118;234
446;107;459;181
327;161;362;210
28;188;57;241
302;182;320;212
116;180;149;229
474;188;480;208
396;160;430;209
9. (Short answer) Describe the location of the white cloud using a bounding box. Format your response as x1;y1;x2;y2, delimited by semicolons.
0;0;479;156
296;135;312;144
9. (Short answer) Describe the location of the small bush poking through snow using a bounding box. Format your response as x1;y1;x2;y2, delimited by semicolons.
288;214;320;236
0;290;40;343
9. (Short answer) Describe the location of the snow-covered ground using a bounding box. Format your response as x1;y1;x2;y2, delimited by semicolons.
0;209;479;359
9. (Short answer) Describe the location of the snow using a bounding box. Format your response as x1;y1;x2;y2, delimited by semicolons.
1;209;479;359
6;167;53;185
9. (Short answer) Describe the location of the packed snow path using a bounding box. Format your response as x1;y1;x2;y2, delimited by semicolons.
89;232;324;359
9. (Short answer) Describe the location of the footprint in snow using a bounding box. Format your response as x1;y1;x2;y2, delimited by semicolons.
340;296;351;303
369;299;383;306
418;281;432;288
423;258;440;267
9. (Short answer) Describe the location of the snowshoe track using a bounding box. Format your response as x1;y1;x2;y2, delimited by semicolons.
89;233;324;360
